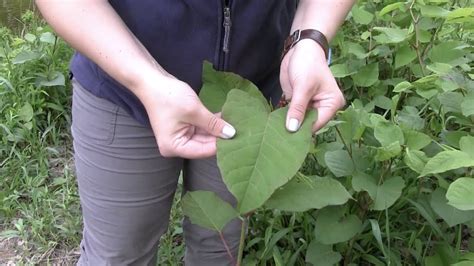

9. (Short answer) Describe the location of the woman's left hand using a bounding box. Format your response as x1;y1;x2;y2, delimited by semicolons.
280;39;345;133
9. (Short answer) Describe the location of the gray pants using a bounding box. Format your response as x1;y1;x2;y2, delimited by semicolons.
71;79;241;266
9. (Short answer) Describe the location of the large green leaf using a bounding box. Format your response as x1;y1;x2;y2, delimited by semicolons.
305;240;342;266
199;61;269;113
373;27;410;44
374;141;402;161
352;172;405;210
218;89;316;214
461;93;474;117
404;149;428;174
374;120;404;146
446;7;474;23
17;102;34;123
403;130;432;150
337;107;367;142
324;150;355;177
330;64;356;78
12;50;42;64
379;2;405;17
182;191;238;232
446;178;474;211
460;136;474;158
352;6;374;25
420;5;449;18
35;71;65;87
396;106;425;130
420;150;474;176
378;2;405;16
395;45;417;69
39;32;56;44
438;92;463;114
314;206;362;245
430;188;474;227
265;176;351;212
428;41;468;66
352;63;379;87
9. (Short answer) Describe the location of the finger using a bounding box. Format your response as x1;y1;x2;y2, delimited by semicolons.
312;95;346;132
193;129;217;142
311;78;346;132
312;106;339;133
174;137;217;159
192;107;236;139
286;89;311;132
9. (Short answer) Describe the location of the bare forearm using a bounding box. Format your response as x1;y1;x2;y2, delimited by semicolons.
35;0;170;99
292;0;356;41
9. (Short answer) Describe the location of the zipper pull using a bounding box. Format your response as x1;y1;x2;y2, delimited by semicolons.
223;7;231;53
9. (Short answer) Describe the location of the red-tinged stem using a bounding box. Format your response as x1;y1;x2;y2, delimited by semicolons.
219;231;236;265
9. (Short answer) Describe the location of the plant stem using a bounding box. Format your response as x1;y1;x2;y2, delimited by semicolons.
385;208;391;265
219;231;236;265
237;216;248;266
409;0;426;76
455;224;462;261
335;126;354;160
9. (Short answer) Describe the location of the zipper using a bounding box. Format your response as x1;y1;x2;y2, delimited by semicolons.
222;2;232;53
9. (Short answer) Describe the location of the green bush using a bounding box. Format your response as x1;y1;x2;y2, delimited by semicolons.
246;1;474;265
0;13;80;263
183;1;474;265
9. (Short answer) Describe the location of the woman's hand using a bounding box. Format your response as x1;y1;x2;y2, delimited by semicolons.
280;39;345;133
137;76;235;159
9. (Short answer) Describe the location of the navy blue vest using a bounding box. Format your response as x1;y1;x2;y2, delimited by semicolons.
70;0;297;125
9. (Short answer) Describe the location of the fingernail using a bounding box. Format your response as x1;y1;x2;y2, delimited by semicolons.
221;124;236;139
287;118;300;132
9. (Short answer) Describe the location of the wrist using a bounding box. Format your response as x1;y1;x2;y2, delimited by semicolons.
295;39;327;64
132;69;177;105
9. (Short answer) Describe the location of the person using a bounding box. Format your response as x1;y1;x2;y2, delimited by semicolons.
36;0;355;265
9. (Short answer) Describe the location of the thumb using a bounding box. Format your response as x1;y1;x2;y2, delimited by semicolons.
286;91;310;132
193;108;236;139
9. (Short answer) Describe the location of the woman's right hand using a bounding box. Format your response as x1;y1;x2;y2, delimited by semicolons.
136;75;236;159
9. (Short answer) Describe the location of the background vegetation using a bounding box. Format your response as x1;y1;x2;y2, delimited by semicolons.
0;0;473;265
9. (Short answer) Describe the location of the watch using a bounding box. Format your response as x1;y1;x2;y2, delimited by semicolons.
282;29;329;60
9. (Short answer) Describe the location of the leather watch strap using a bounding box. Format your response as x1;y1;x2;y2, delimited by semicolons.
282;29;329;60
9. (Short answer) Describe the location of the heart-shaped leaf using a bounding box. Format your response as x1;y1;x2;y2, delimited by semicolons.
265;176;351;212
182;191;238;232
460;136;474;158
446;178;474;211
374;120;404;146
420;150;474;177
324;150;355;177
403;130;432;150
218;89;316;214
199;61;269;113
305;240;342;266
352;172;405;210
314;206;362;245
404;149;429;174
430;188;474;227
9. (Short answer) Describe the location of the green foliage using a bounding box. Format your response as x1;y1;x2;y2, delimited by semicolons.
265;175;351;212
182;191;238;232
218;90;316;214
0;14;80;263
182;0;474;265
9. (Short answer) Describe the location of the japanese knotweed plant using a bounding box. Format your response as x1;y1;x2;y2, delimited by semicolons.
182;62;352;265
